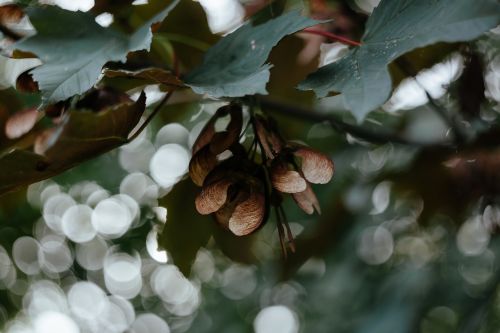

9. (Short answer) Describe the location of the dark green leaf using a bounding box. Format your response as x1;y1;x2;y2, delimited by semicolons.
211;227;257;264
185;10;320;97
299;0;500;122
0;93;146;195
158;180;213;275
15;1;179;103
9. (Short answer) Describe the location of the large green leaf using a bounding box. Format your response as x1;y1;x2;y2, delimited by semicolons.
15;1;179;103
185;10;320;97
299;0;500;122
0;93;146;195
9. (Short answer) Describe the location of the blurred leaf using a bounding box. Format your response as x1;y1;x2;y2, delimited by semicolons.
250;0;287;25
158;180;213;275
299;0;500;122
15;1;179;103
159;0;217;71
0;90;41;153
185;10;320;97
0;93;146;195
389;146;500;223
267;35;317;102
102;68;184;91
0;4;23;23
211;227;258;264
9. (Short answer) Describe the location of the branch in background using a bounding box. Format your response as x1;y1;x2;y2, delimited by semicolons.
301;28;362;47
394;57;468;145
422;88;467;145
258;97;453;148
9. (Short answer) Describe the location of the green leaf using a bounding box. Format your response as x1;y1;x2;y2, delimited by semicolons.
15;1;179;103
185;10;320;97
0;93;146;195
299;0;500;122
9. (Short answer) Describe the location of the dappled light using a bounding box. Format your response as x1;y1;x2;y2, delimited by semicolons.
1;0;500;332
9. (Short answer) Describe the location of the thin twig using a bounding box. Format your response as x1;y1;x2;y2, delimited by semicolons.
395;57;467;145
127;91;173;143
279;205;296;253
258;97;453;148
275;207;288;259
422;88;467;145
239;117;252;140
302;28;362;47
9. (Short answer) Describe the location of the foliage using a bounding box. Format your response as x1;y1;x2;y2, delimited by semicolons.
1;0;500;332
298;0;500;121
0;92;146;194
0;0;498;188
185;10;320;97
15;1;178;103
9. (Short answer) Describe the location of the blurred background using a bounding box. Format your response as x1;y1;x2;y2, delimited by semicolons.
1;0;500;332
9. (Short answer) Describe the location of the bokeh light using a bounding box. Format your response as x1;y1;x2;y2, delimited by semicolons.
254;305;299;333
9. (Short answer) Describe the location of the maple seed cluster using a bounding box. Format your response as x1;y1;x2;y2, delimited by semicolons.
189;104;334;253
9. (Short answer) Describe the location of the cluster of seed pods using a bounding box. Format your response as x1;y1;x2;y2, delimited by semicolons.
189;104;334;255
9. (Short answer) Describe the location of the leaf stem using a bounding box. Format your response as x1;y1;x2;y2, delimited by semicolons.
127;91;173;143
302;28;362;47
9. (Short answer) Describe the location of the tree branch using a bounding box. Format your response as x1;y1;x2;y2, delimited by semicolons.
258;96;453;148
394;57;467;145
